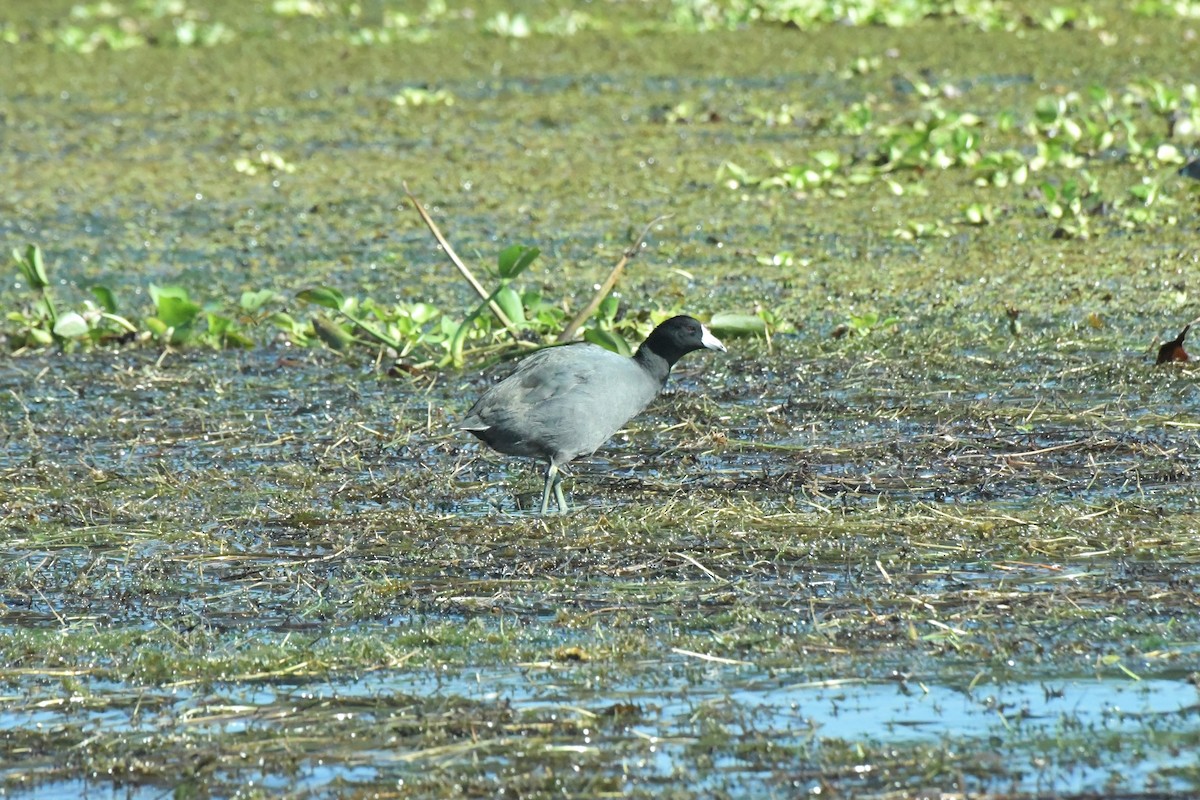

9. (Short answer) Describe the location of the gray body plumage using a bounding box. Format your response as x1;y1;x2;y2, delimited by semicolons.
460;315;726;513
461;343;665;467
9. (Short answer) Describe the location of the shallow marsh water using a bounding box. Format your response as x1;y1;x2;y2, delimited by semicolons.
3;1;1200;798
2;344;1198;798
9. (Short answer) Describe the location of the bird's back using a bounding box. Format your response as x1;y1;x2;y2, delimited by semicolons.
461;343;663;464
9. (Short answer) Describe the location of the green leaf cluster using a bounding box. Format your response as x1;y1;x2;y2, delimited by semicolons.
724;78;1198;239
6;243;777;366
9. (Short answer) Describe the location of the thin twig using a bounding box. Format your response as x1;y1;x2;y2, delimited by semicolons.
672;550;729;584
557;214;672;343
402;182;520;339
670;647;753;666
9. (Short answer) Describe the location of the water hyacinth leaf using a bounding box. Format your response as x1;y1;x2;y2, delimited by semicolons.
240;289;276;313
718;160;753;187
584;327;632;356
207;313;232;339
597;293;619;322
148;285;201;328
521;288;543;310
708;312;767;337
485;11;530;38
1035;96;1062;124
1155;143;1183;164
208;313;254;348
27;245;48;286
494;285;526;326
52;312;89;338
100;312;138;333
1061;117;1083;142
148;283;187;304
90;285;118;313
27;328;54;346
1128;179;1159;204
144;317;169;338
963;203;994;225
408;302;440;324
297;286;346;311
269;311;306;337
312;313;354;351
535;306;564;328
497;244;523;277
151;293;201;329
14;244;50;289
343;314;402;350
226;329;256;348
497;244;539;279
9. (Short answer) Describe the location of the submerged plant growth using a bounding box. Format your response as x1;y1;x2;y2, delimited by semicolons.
3;1;1200;798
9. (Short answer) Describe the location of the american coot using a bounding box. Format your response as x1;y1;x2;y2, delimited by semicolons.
461;315;727;513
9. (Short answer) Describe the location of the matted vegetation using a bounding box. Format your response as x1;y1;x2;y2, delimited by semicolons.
2;1;1200;798
2;340;1198;797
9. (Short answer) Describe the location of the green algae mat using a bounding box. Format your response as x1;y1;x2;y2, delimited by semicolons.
2;1;1199;798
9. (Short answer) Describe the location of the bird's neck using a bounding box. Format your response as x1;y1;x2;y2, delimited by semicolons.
634;347;673;385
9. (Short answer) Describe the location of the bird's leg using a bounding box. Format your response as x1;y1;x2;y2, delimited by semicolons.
540;462;558;515
552;468;569;513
